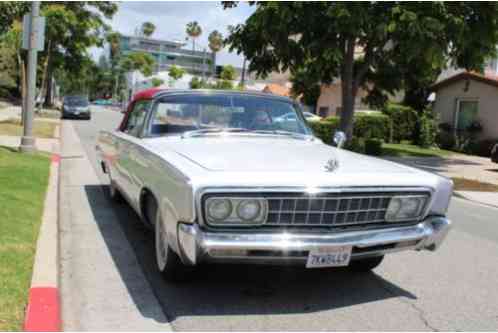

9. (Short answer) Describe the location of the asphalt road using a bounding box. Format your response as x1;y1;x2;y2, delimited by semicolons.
60;106;498;331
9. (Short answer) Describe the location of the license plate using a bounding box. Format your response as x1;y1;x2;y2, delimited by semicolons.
74;111;80;115
306;245;352;268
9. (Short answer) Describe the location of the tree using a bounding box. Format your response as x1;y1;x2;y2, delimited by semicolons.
168;65;185;87
0;2;29;35
151;77;164;87
0;20;23;97
120;51;156;77
290;67;321;109
106;31;122;63
40;2;118;106
225;3;498;139
208;30;223;62
189;76;206;89
141;22;155;38
220;65;236;81
186;21;202;52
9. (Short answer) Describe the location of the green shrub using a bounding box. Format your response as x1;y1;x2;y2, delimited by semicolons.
463;139;498;157
353;113;391;141
308;120;338;144
312;114;390;143
436;131;456;150
364;138;383;156
415;113;438;148
382;103;417;143
345;137;365;154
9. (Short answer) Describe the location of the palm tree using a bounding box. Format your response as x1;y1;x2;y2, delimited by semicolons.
141;22;155;38
106;31;121;62
186;21;202;52
208;30;223;55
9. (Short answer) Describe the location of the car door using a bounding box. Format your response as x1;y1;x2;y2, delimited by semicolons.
114;100;150;206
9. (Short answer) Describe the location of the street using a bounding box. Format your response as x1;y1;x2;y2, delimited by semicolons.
59;106;498;331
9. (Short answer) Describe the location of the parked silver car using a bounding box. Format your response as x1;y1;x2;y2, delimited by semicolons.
97;89;453;281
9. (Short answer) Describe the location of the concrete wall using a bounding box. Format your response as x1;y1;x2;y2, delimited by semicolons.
433;78;498;140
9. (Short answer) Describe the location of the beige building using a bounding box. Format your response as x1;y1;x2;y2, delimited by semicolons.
431;72;498;140
316;83;370;117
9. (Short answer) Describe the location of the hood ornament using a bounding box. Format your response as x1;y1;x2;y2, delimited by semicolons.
324;158;339;172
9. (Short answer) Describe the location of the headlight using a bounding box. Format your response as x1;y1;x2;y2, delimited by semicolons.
237;199;262;221
207;198;232;221
205;197;267;225
385;195;428;221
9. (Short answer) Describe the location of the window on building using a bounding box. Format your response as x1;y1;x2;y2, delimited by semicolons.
455;99;478;130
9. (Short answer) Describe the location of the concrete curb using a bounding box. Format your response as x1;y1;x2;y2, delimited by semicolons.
453;191;498;209
23;142;61;331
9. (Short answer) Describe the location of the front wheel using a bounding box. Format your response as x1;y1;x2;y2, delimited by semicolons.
155;209;193;282
348;255;384;272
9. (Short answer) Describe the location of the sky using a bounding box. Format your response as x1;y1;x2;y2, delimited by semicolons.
92;1;255;67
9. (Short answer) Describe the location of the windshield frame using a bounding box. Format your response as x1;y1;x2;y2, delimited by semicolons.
142;91;316;139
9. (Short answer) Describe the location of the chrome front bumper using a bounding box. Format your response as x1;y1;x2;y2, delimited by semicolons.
176;216;451;266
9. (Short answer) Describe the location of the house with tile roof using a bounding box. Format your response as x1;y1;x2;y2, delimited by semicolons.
431;71;498;140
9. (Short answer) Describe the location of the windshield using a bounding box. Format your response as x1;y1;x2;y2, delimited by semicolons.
64;96;89;107
148;93;313;137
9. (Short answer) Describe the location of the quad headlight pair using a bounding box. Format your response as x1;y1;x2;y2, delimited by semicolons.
385;195;428;222
205;197;267;225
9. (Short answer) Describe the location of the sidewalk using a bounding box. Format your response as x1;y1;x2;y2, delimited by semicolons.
58;120;170;330
384;154;498;186
455;191;498;209
0;104;61;123
383;154;498;208
0;135;58;153
0;105;21;121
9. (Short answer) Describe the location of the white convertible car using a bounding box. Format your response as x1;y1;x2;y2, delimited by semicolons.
97;89;452;281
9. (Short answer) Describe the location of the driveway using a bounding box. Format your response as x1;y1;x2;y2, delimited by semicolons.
59;107;498;331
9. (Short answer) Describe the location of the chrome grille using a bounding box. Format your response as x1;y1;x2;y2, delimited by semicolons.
201;191;430;228
266;194;396;226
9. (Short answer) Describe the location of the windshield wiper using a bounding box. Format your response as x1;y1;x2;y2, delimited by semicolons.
182;127;250;138
249;130;314;140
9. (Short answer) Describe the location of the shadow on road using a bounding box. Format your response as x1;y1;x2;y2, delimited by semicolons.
84;184;417;323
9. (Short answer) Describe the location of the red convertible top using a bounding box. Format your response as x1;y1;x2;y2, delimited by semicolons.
119;88;167;131
131;87;166;102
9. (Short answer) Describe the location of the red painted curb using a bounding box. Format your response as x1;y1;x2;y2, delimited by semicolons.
23;287;61;332
51;154;61;164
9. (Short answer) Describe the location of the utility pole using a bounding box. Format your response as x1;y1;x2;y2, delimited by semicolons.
20;2;42;153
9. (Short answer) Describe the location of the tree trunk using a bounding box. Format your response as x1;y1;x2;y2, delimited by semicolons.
44;63;53;107
38;41;51;112
339;38;356;140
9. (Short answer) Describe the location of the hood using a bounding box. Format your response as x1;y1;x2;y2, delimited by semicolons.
146;136;417;175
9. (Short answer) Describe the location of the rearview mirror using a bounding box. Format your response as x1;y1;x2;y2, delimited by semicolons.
333;131;346;148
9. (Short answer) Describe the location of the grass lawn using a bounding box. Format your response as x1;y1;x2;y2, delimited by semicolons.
0;147;50;330
452;177;498;192
382;143;455;158
0;118;56;138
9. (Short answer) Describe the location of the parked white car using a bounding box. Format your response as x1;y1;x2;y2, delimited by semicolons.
275;111;322;122
97;89;452;281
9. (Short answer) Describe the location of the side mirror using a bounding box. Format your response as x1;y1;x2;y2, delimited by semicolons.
333;131;346;148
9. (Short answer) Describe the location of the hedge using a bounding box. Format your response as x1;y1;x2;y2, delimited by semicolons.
382;103;418;143
309;113;391;144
